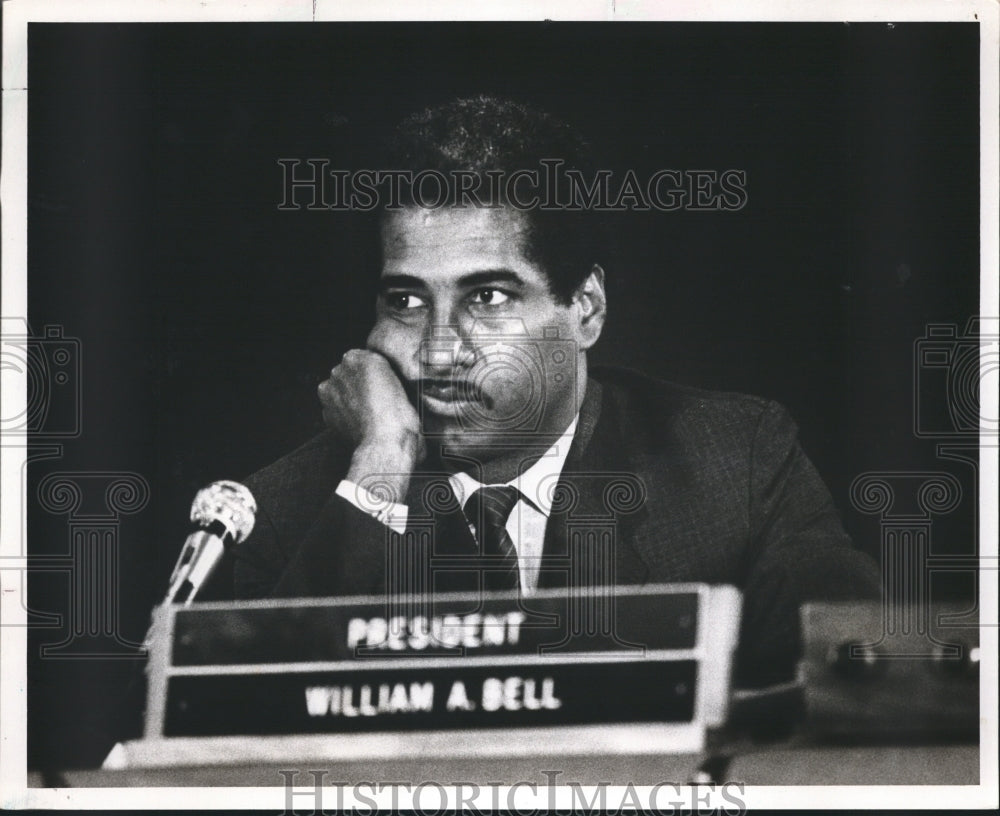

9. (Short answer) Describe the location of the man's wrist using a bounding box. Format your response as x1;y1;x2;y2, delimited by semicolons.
346;431;420;502
335;479;410;533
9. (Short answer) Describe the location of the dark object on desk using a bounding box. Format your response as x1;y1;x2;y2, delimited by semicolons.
799;601;979;740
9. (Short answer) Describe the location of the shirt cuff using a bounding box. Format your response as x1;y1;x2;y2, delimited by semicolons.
335;479;409;534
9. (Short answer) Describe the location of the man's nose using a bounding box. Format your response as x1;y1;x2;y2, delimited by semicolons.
420;324;476;373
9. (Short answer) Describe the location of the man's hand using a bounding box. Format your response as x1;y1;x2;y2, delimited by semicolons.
318;349;424;502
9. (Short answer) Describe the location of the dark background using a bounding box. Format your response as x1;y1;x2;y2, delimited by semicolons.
25;22;980;769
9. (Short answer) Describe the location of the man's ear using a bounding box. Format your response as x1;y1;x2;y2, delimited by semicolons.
572;264;607;350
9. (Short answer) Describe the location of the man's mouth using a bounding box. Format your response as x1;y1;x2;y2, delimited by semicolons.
419;379;484;411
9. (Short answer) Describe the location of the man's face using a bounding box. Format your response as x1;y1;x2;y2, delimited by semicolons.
367;206;594;456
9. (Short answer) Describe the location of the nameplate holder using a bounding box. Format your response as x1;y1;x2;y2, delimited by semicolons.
111;584;740;768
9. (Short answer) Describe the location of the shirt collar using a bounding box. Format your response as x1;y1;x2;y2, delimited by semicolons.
448;415;579;518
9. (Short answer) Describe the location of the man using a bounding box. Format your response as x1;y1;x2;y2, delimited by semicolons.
234;96;880;687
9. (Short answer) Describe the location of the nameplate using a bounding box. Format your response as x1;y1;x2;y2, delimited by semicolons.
143;584;741;747
170;589;701;664
164;659;697;737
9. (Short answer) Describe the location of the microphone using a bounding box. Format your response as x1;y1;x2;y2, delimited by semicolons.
164;480;257;606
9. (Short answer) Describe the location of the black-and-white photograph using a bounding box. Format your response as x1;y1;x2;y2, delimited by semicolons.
1;1;996;810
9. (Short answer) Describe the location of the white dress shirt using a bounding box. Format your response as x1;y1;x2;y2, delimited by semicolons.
335;416;579;595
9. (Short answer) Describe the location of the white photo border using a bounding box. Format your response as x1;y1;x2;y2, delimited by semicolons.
1;0;997;810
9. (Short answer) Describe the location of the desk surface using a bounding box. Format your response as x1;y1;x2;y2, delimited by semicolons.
725;744;979;785
34;743;978;787
41;753;704;787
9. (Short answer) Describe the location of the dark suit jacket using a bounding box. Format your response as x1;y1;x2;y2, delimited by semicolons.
233;366;880;687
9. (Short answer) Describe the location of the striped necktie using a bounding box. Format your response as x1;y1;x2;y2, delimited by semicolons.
463;485;522;593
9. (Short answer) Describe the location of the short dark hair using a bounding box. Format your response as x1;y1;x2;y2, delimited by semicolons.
382;96;605;304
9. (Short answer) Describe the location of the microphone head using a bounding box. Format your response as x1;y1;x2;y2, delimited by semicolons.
189;480;257;544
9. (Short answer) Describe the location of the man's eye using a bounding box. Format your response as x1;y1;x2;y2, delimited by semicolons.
386;293;427;310
470;288;510;306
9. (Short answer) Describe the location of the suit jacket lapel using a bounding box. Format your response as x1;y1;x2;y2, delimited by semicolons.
404;472;481;595
538;377;652;591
